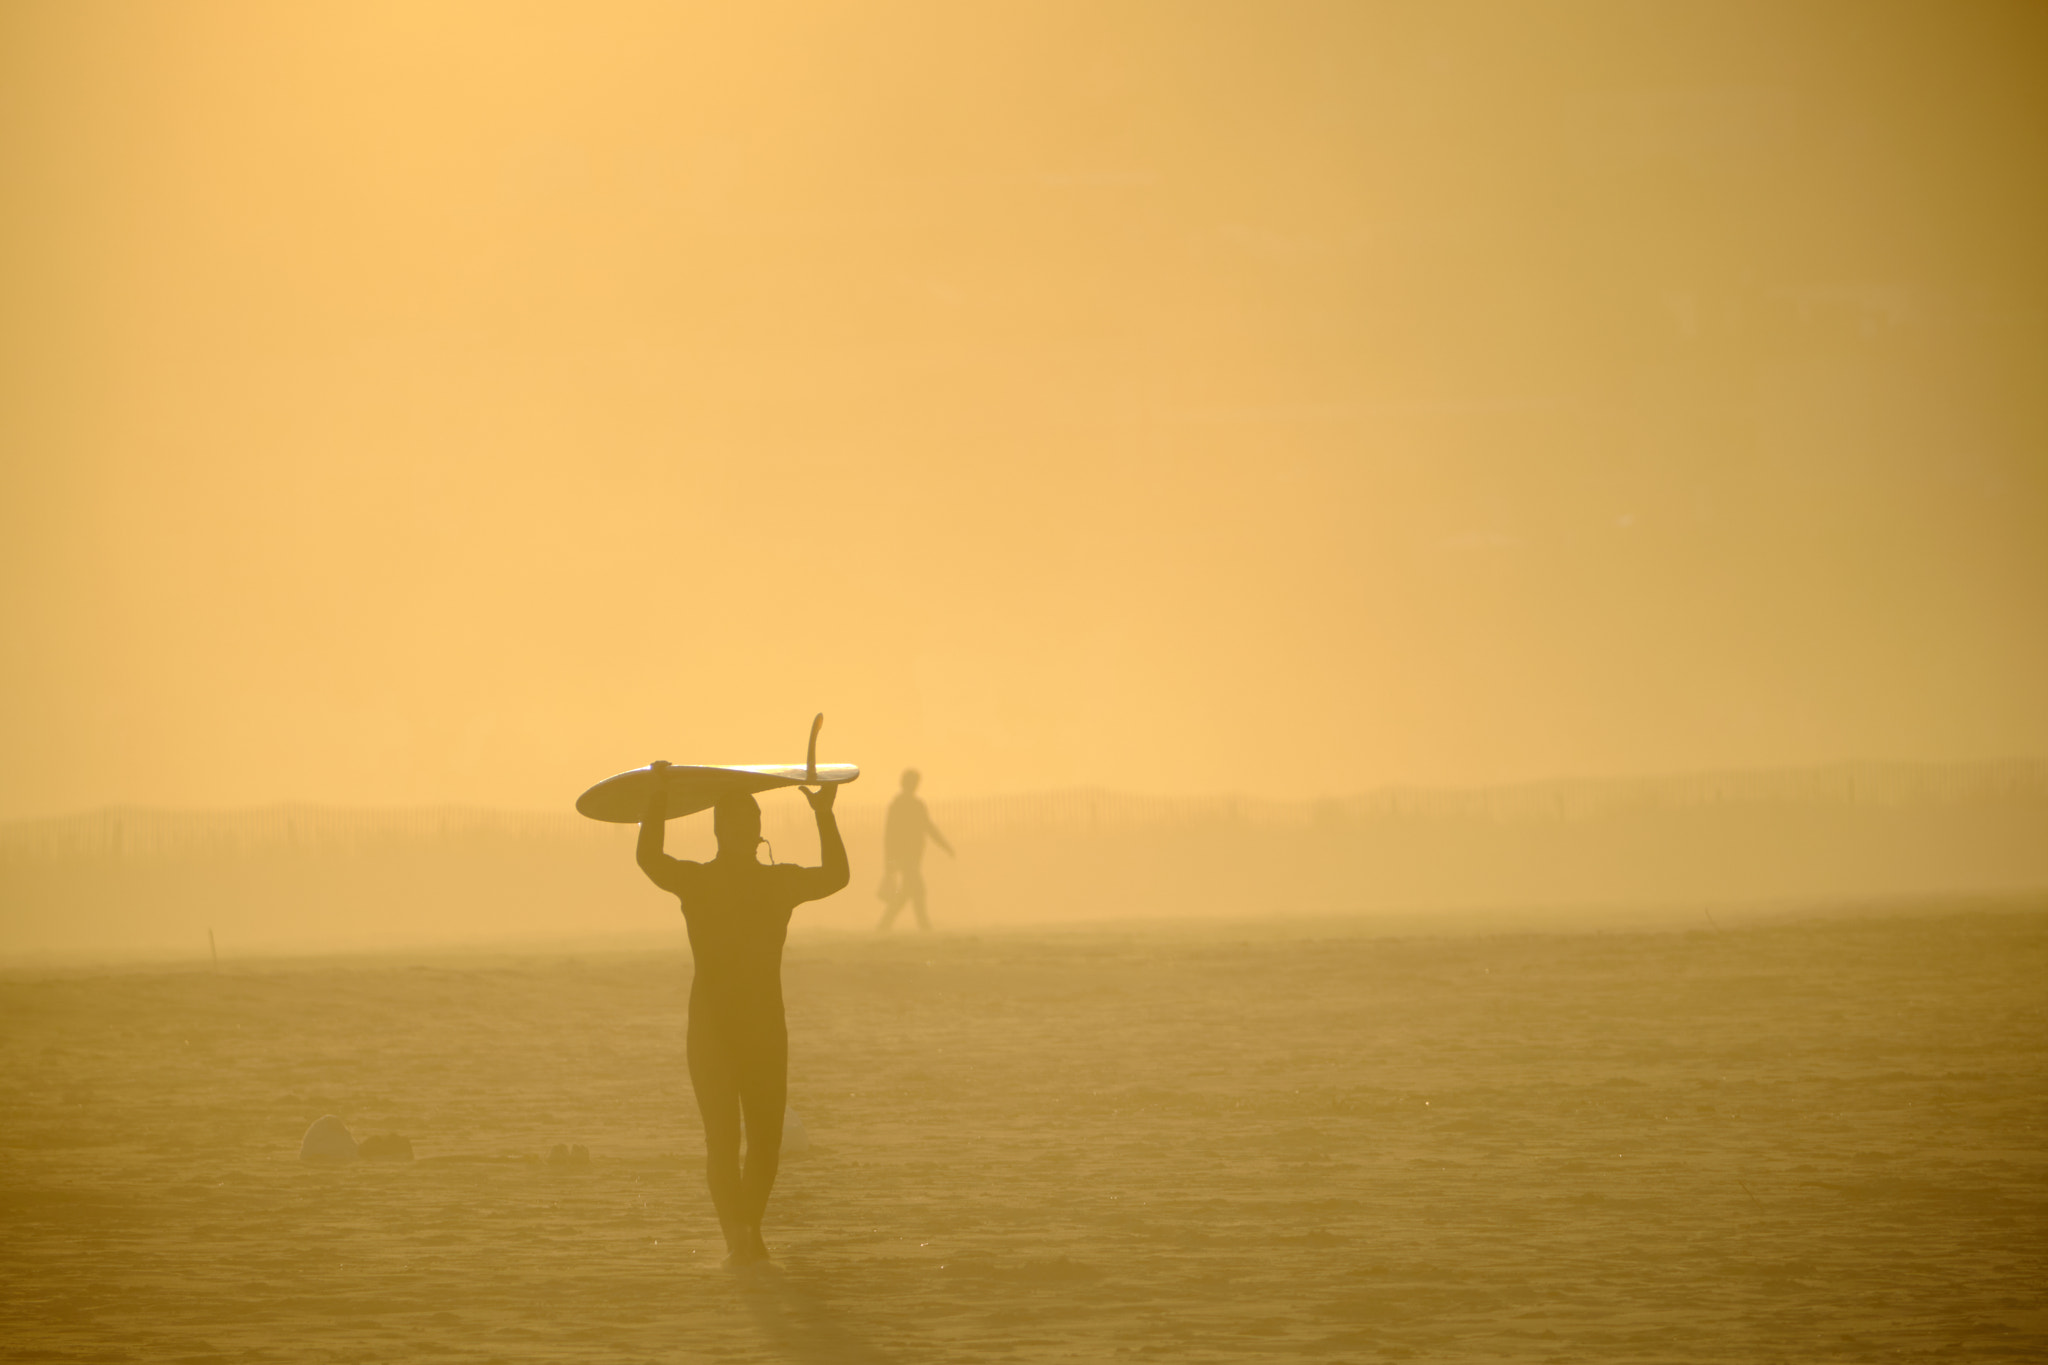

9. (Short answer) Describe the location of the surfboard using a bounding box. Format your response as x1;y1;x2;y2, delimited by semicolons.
574;713;859;824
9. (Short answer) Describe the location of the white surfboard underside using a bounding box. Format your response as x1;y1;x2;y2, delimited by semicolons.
575;763;860;824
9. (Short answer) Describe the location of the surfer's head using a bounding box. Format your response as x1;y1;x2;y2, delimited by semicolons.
900;768;921;794
712;792;762;856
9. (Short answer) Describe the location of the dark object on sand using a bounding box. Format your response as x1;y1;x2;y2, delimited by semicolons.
358;1133;415;1161
299;1115;357;1163
547;1143;591;1168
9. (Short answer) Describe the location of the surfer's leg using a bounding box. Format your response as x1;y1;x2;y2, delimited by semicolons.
687;1030;748;1258
736;1036;788;1259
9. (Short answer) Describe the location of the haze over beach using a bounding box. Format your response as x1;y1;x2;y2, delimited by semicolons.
3;2;2046;1361
5;1;2044;817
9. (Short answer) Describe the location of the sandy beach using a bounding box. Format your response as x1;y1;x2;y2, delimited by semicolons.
3;901;2043;1363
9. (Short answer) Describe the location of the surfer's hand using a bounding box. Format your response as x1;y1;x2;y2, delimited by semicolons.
649;760;671;776
801;783;837;813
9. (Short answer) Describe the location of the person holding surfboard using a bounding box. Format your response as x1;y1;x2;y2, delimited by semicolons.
575;716;857;1264
632;759;849;1266
876;768;953;931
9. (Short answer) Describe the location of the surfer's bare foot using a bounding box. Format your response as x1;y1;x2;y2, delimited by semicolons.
717;1219;770;1268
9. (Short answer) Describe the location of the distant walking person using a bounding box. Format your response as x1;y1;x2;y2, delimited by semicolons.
876;768;953;931
635;763;848;1266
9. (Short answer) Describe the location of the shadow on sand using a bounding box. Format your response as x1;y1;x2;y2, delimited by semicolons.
735;1263;898;1365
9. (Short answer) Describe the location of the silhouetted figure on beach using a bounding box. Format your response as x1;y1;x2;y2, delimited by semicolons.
876;768;953;931
637;765;848;1265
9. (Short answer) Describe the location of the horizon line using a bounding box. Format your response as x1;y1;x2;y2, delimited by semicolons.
6;754;2045;835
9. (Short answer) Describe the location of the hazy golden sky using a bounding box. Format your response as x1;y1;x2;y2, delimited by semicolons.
4;1;2044;818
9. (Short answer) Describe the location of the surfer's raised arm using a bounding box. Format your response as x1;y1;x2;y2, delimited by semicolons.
636;761;687;891
793;783;851;900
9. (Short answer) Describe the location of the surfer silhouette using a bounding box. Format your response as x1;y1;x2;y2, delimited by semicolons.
636;763;848;1265
876;768;953;931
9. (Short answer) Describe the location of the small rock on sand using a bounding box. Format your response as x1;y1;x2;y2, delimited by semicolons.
299;1115;357;1163
358;1133;414;1161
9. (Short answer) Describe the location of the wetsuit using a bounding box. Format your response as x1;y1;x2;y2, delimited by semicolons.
637;788;847;1249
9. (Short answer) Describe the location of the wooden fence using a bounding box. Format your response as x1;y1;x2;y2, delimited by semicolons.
5;760;2043;868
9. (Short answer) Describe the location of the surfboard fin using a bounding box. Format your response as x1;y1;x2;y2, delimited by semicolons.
806;713;823;785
